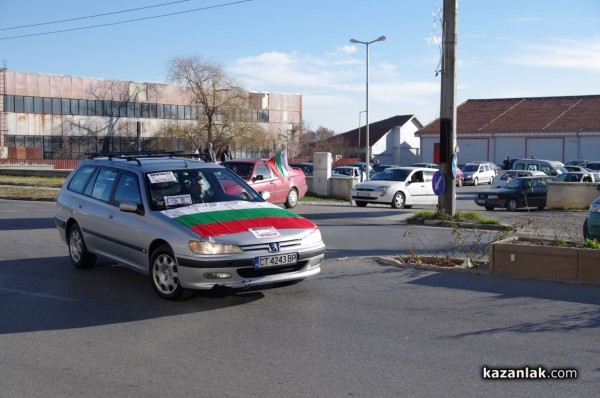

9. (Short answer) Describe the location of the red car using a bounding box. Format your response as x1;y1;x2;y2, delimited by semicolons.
222;159;307;208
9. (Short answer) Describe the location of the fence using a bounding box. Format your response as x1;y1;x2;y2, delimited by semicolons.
0;158;80;169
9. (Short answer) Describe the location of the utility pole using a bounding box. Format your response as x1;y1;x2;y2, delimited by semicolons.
438;0;458;215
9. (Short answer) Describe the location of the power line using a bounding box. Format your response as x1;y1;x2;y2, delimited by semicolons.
0;0;252;41
0;0;195;31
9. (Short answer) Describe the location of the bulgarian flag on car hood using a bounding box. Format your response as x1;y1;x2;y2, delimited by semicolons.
162;200;316;238
268;149;289;180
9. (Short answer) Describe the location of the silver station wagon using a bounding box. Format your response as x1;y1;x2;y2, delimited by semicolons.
54;153;325;300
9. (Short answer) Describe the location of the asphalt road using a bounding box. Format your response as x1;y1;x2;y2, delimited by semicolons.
0;199;598;397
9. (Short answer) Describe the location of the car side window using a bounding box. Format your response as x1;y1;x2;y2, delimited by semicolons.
256;163;272;179
67;165;96;193
87;168;118;203
527;164;538;171
113;173;142;207
411;171;424;182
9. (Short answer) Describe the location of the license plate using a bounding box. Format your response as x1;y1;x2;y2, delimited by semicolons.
254;253;298;268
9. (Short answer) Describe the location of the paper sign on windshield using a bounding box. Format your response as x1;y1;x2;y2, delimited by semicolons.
148;171;177;184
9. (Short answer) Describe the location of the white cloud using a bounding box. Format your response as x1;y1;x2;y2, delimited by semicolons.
505;38;600;72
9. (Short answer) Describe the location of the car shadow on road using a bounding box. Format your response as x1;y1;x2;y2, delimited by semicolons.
0;256;265;335
0;217;55;231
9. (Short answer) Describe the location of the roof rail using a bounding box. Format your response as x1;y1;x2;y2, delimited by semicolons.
84;150;211;164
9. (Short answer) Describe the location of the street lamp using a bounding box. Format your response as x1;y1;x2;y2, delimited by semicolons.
350;35;386;180
358;110;366;148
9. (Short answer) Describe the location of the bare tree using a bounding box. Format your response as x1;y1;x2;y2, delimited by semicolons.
167;55;267;154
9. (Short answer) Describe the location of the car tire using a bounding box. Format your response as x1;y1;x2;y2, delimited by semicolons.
473;177;479;186
150;244;189;301
355;201;368;207
68;223;96;269
284;188;298;208
583;218;589;240
506;198;519;212
484;206;495;211
391;192;405;209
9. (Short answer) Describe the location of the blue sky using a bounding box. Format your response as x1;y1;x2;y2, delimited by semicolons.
1;0;599;134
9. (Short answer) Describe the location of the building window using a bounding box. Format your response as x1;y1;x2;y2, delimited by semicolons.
52;98;62;114
70;99;79;115
150;103;157;118
95;100;103;116
33;97;42;114
61;99;70;115
14;96;24;113
87;100;96;116
24;97;34;113
142;103;150;118
4;95;14;112
79;99;88;116
119;102;127;117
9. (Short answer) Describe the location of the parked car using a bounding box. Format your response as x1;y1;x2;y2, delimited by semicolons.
564;165;593;172
411;162;438;169
555;172;600;183
350;167;437;208
474;176;554;211
471;160;502;175
462;162;495;186
492;170;547;187
371;164;399;175
582;161;600;172
221;159;307;208
332;165;364;180
511;158;567;176
54;154;325;300
583;185;600;240
455;167;464;187
289;162;313;176
566;159;588;166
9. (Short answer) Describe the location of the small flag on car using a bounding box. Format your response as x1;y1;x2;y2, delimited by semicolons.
268;149;289;180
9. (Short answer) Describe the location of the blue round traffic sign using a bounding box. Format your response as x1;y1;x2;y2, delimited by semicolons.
432;170;445;196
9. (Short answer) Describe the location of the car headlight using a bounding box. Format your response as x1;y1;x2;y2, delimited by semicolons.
373;186;389;193
188;240;243;255
590;203;600;213
302;229;323;245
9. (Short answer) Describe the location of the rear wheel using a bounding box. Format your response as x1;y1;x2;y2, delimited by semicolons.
355;201;368;207
506;198;518;212
391;192;405;209
284;188;298;208
473;177;479;186
68;223;96;269
150;244;188;300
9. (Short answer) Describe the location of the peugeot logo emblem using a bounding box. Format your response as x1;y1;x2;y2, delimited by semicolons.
268;242;280;253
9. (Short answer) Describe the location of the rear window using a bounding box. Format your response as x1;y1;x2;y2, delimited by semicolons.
67;165;96;193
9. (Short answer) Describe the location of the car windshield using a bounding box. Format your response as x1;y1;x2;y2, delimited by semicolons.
463;164;478;172
371;169;410;181
147;167;262;210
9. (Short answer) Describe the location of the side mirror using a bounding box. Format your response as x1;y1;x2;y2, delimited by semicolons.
119;201;143;215
252;175;264;182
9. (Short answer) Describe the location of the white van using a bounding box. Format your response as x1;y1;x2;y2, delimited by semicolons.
512;159;566;176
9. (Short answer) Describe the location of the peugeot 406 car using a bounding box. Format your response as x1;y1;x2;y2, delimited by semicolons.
55;153;325;300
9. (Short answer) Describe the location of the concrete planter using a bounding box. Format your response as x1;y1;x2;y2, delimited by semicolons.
489;236;600;285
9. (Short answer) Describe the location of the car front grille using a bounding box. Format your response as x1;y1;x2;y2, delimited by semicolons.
355;187;374;192
240;238;302;254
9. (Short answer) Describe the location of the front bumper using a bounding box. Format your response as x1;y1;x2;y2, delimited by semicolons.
176;246;325;290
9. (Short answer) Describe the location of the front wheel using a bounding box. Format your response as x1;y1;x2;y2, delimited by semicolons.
484;205;495;211
150;244;188;300
391;192;405;209
473;177;479;186
68;223;96;268
506;198;519;212
284;188;298;208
